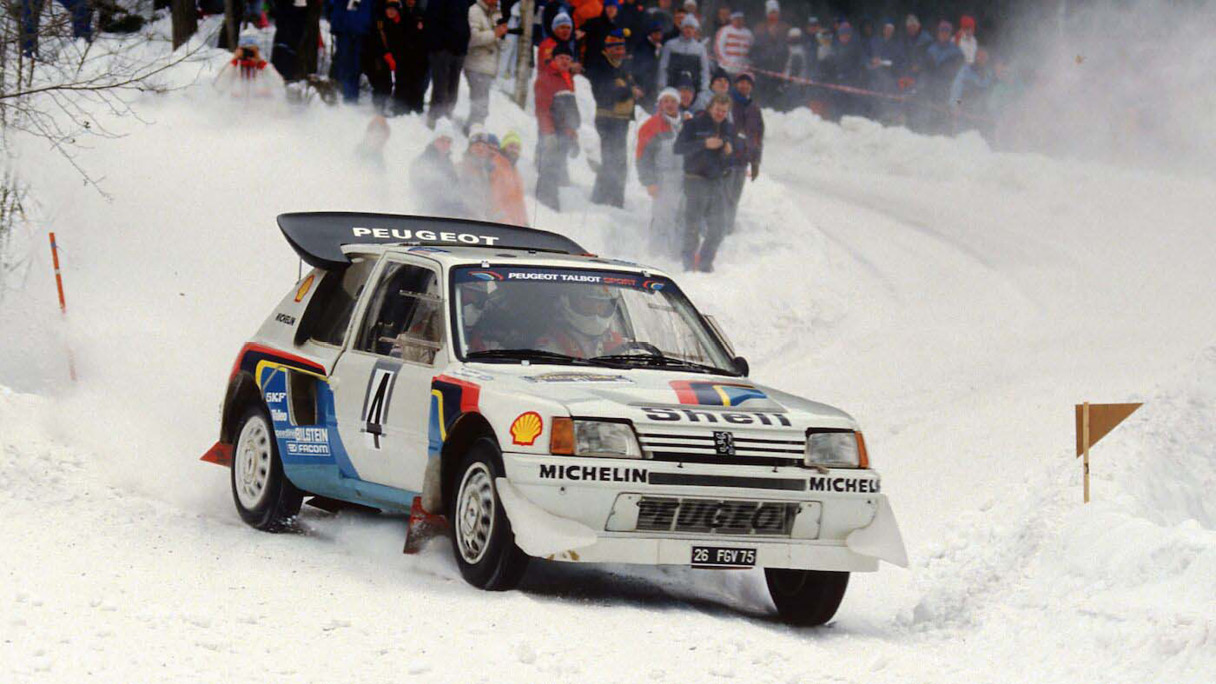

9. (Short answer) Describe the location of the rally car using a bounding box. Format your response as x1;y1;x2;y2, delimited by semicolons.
202;212;906;626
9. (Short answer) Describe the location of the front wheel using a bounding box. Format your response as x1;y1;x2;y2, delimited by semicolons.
231;406;303;532
765;568;849;626
448;438;529;590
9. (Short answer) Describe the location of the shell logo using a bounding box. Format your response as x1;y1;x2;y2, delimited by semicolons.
510;411;544;446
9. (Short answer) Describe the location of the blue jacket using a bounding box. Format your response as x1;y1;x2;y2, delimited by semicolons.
674;110;735;180
950;63;992;109
326;0;375;35
925;40;963;69
869;36;906;69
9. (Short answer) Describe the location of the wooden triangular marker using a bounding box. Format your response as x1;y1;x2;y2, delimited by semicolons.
1075;403;1142;457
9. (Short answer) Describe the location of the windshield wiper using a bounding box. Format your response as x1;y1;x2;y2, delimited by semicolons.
589;353;734;376
465;349;591;365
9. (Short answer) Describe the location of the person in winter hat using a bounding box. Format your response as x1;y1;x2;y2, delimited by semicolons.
916;19;964;131
631;21;666;113
645;0;675;39
500;131;523;165
365;0;429;115
675;71;698;118
617;0;648;50
823;20;867;117
636;88;686;257
778;27;809;111
658;15;711;97
539;12;580;70
534;42;582;210
425;0;471;126
867;18;905;114
749;0;790;106
411;121;466;218
693;67;731;112
675;93;735;271
587;29;641;207
714;10;753;76
949;47;993;128
461;126;529;225
324;0;376;102
902;13;932;76
465;0;507;130
725;71;762;231
581;0;622;75
954;15;978;64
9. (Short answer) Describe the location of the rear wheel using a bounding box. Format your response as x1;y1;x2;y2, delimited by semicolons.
765;568;849;626
448;438;529;590
231;406;303;532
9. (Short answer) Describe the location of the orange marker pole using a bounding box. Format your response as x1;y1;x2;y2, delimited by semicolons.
49;232;77;382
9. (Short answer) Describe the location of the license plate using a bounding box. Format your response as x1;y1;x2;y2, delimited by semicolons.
691;546;756;568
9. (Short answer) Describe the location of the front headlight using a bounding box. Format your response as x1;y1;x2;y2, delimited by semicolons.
550;418;643;459
805;430;868;469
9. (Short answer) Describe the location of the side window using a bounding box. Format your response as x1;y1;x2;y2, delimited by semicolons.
356;262;444;364
300;258;376;347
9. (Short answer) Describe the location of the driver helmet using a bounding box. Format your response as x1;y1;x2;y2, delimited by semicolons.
560;286;617;337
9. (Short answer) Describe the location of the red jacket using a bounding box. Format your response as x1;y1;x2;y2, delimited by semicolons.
534;62;575;135
635;111;672;161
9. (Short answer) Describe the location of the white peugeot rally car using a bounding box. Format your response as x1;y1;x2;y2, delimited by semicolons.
202;212;906;625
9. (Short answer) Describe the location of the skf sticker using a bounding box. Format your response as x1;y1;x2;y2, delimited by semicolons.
510;411;543;446
295;274;315;302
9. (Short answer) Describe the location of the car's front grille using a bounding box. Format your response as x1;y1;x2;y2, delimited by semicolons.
638;429;805;468
635;496;798;536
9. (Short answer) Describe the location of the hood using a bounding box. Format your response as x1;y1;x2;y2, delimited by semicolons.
461;363;856;431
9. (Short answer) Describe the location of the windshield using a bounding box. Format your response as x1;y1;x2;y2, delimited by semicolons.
451;266;736;373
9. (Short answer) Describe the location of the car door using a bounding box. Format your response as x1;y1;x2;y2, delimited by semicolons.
330;256;447;490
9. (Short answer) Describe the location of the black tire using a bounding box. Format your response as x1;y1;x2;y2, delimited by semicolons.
447;437;530;590
764;568;850;626
230;406;303;532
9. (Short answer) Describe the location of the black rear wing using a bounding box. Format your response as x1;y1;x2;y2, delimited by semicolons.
278;212;589;269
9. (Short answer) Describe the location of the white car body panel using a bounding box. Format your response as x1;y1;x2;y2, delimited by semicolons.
225;243;907;571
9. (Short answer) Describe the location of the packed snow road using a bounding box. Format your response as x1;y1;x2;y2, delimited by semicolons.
3;70;1215;682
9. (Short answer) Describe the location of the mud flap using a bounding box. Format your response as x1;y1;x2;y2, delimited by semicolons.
494;478;597;558
200;441;233;467
845;496;909;568
403;496;448;554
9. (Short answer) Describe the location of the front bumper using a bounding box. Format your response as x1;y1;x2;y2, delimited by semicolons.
498;452;907;572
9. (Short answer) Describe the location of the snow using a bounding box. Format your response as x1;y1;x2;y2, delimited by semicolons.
3;22;1216;684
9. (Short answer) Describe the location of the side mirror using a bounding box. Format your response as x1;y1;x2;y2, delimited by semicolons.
733;356;750;377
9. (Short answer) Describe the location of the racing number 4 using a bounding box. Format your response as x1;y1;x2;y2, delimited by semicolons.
362;367;398;449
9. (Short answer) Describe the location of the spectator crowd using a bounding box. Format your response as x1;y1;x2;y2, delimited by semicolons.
214;0;1015;271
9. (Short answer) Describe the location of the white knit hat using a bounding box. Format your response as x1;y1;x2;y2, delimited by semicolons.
765;0;780;15
657;87;681;103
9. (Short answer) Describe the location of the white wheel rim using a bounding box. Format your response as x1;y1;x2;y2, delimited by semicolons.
235;415;274;510
455;463;495;565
